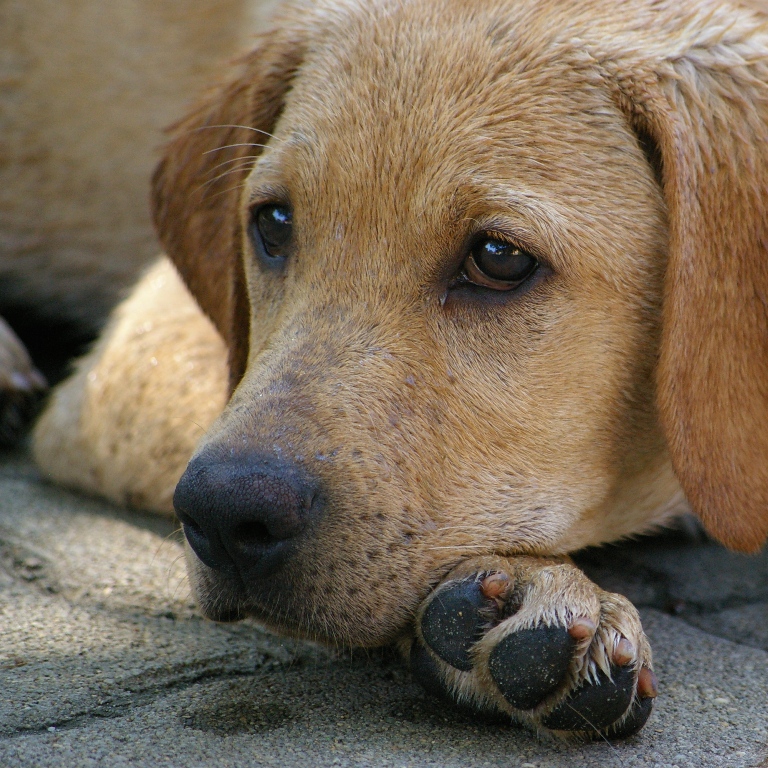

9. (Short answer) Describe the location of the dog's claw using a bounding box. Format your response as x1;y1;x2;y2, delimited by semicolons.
489;626;575;710
637;666;658;698
480;572;510;599
0;383;47;446
612;637;635;666
568;617;596;641
0;318;48;447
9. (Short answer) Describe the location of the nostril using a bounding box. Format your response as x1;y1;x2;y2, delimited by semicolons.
177;511;230;573
182;522;210;556
234;521;274;547
181;520;211;562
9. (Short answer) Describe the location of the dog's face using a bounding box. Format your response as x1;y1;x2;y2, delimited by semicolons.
156;0;768;645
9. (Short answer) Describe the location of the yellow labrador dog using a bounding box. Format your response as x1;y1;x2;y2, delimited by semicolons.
34;0;768;740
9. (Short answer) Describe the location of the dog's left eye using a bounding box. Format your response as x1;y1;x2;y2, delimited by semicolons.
462;237;539;290
250;204;293;259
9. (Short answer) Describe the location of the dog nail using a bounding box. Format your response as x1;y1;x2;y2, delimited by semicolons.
637;667;658;699
10;372;32;392
612;638;634;666
480;572;510;599
567;617;596;641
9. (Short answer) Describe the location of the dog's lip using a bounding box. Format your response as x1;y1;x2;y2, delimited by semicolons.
196;587;331;641
194;554;503;632
191;559;420;645
204;604;246;623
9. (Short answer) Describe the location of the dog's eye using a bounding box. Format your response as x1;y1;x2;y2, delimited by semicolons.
250;204;293;259
463;237;538;290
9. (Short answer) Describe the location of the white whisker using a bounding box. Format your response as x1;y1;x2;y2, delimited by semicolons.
205;155;262;177
193;180;250;203
163;416;211;435
198;161;257;192
193;124;283;143
203;142;271;155
193;176;251;201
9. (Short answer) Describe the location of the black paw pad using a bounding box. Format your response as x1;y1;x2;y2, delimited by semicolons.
489;625;575;710
420;579;491;671
541;665;635;731
410;642;460;704
410;641;512;723
604;695;654;739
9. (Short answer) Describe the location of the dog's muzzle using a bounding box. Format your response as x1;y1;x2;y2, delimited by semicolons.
173;450;320;582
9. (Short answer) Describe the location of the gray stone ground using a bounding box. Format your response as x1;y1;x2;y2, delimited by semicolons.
1;446;767;768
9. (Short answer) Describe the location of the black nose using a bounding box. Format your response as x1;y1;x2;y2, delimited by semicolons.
173;451;319;580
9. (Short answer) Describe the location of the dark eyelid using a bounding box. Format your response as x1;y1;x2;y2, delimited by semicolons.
247;182;292;209
481;230;520;246
468;228;543;264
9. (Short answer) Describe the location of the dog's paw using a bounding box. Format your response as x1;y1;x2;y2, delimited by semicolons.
410;556;657;739
0;318;47;446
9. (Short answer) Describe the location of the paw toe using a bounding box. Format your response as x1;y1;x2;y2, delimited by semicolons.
420;578;491;671
540;664;635;731
489;625;575;710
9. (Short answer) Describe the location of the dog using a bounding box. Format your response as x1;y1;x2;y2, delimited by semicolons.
32;0;768;740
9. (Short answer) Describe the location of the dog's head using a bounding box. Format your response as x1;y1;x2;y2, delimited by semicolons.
153;0;768;645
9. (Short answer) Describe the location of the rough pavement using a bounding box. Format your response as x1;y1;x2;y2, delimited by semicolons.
1;446;767;767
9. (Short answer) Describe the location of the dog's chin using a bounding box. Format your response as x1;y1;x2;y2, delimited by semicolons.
185;552;419;648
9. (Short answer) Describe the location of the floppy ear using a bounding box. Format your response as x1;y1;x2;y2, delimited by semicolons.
601;17;768;551
151;23;305;389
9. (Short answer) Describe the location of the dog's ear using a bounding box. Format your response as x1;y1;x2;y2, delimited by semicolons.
151;23;305;389
602;18;768;551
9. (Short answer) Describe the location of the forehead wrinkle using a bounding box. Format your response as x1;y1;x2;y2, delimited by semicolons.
248;0;662;279
280;9;519;189
246;129;319;191
283;18;638;207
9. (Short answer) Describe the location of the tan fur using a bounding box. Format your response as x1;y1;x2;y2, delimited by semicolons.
34;0;768;668
34;259;227;511
0;0;277;328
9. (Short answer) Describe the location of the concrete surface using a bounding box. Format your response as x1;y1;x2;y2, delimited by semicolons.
1;446;767;768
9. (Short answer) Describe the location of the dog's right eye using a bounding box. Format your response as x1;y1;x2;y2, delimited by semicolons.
250;204;293;260
456;235;539;292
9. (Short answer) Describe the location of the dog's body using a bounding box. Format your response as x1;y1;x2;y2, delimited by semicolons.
0;0;277;439
33;0;768;740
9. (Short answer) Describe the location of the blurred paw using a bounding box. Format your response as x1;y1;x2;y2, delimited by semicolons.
0;317;47;446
